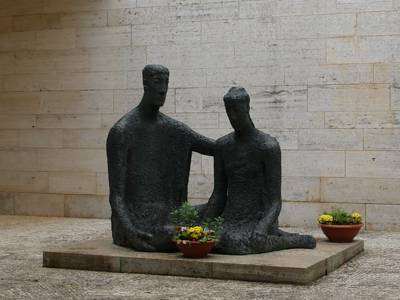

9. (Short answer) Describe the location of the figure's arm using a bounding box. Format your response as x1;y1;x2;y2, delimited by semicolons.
256;138;282;233
190;128;216;156
202;148;228;219
106;126;153;245
107;126;134;230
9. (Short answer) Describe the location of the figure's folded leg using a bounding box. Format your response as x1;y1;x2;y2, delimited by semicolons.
213;230;253;255
213;228;316;254
270;227;302;237
262;234;316;252
112;217;177;252
147;225;178;252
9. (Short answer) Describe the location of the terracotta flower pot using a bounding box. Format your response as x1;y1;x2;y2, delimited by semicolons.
175;240;215;258
320;224;363;243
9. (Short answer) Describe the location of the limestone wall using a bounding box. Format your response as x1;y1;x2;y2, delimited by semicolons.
0;0;399;230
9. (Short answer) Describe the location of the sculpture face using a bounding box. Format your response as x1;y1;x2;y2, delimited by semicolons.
143;73;169;108
225;102;252;133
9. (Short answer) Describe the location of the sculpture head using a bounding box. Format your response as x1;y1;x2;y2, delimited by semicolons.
223;87;254;134
142;64;169;108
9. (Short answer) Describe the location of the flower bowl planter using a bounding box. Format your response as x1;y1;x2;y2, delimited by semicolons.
320;224;363;243
175;240;215;258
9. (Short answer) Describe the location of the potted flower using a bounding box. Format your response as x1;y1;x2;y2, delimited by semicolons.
318;208;363;242
171;202;223;258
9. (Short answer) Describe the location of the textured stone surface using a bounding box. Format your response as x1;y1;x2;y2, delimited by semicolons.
1;216;399;299
0;0;400;230
43;238;363;285
322;177;400;204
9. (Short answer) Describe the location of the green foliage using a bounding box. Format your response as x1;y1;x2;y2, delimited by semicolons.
203;216;224;240
171;202;199;227
175;229;190;241
170;202;224;242
324;208;355;225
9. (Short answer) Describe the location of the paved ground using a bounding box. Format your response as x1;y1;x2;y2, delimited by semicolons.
0;216;399;300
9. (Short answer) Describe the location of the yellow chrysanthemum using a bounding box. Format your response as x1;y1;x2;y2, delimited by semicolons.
319;214;333;224
352;212;362;221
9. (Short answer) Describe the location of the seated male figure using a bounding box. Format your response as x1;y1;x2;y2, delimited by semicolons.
107;65;214;252
204;87;316;254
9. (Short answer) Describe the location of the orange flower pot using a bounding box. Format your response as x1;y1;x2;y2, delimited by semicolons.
320;224;363;243
175;240;215;258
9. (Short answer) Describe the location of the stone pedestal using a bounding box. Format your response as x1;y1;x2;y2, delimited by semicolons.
43;238;364;285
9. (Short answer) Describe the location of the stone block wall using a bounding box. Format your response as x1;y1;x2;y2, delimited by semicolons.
0;0;399;230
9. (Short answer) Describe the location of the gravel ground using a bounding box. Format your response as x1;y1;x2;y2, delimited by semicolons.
0;215;399;300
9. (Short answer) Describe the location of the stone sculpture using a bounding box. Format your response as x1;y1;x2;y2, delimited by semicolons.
203;87;316;254
106;65;215;252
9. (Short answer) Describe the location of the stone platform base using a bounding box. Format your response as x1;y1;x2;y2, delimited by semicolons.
43;238;364;285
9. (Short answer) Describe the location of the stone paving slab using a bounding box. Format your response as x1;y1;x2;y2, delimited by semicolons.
3;216;399;299
43;238;364;285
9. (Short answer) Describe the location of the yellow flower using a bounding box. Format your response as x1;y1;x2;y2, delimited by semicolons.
186;226;203;239
352;212;362;222
188;226;203;234
319;214;333;224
